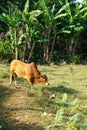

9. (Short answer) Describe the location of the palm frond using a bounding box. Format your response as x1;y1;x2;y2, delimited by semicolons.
55;108;64;124
23;0;29;13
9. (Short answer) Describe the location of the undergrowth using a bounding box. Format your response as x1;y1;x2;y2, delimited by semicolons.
45;93;87;130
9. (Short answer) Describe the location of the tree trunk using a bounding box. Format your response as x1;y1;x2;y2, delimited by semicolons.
69;37;75;56
66;37;75;56
14;29;18;59
28;42;35;62
15;47;18;59
43;28;51;63
43;44;49;63
49;33;56;62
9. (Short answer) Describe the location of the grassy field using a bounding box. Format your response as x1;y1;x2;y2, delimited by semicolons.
0;63;87;130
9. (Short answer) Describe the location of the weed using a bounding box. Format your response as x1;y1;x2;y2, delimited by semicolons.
45;93;87;130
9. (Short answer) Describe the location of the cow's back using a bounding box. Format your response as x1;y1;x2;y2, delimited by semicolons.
10;60;28;78
10;60;40;78
10;60;25;70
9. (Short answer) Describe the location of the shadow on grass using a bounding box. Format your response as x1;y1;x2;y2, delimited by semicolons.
47;85;79;94
0;84;15;130
0;118;44;130
1;106;43;112
0;84;45;130
0;84;15;106
0;120;44;130
9;122;44;130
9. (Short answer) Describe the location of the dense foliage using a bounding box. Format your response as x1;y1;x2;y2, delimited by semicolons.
0;0;87;64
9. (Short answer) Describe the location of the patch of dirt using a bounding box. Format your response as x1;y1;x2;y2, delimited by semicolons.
0;82;52;130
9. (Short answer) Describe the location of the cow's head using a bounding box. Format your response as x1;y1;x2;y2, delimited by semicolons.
38;74;49;86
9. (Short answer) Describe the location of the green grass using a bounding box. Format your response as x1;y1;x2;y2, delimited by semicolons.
0;63;87;130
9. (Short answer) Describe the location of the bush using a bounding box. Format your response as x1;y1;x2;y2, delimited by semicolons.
45;93;87;130
0;42;12;62
70;55;80;64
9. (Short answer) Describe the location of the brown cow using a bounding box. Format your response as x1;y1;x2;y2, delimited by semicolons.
10;60;49;89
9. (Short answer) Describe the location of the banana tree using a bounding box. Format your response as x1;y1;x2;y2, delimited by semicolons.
0;5;23;59
0;0;42;61
62;0;87;56
39;0;87;63
39;0;71;63
22;0;42;61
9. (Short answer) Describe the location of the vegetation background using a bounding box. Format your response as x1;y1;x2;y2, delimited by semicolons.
0;0;87;64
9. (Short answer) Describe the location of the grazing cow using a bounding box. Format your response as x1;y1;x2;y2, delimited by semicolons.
10;60;49;89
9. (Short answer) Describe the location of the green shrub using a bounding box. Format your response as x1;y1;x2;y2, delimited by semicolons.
45;93;87;130
70;55;80;64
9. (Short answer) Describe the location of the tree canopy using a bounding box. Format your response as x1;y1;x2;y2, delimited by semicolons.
0;0;87;64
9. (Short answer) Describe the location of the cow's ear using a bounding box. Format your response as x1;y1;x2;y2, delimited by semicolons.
41;74;47;79
43;73;46;76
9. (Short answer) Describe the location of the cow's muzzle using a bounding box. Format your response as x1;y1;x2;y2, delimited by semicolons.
45;82;49;86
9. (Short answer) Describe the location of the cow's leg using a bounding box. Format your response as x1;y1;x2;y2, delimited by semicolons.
10;70;13;85
29;82;33;90
27;78;33;90
14;73;17;86
10;70;17;86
